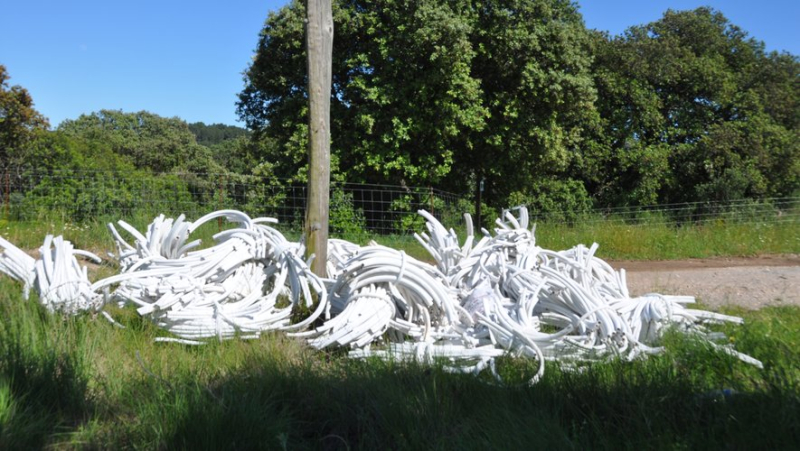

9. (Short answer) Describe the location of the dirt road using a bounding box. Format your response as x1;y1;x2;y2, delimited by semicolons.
609;255;800;310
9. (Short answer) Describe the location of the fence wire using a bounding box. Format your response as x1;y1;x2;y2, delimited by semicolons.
526;197;800;227
0;169;465;235
1;168;797;233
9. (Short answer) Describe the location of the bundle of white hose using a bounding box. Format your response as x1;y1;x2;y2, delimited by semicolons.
414;210;468;275
492;207;539;266
349;341;506;376
293;285;395;349
1;234;103;314
108;210;257;271
504;266;634;360
327;245;466;342
33;235;103;314
533;245;740;356
326;238;363;278
0;206;764;375
97;210;328;342
108;214;191;271
503;252;694;360
144;258;326;344
421;209;540;289
454;279;549;382
413;207;761;368
0;235;36;298
537;244;630;299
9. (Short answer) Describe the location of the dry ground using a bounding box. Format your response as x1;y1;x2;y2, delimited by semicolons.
610;255;800;310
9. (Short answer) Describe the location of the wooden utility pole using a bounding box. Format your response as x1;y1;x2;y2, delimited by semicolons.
305;0;333;277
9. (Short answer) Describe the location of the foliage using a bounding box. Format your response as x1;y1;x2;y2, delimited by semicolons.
238;0;599;209
390;193;426;233
1;4;798;229
238;3;798;217
187;122;249;146
207;134;281;177
589;8;800;206
446;0;599;211
2;131;198;221
238;0;598;208
507;178;593;222
219;171;290;222
329;188;368;240
238;0;488;187
0;110;241;221
0;65;49;168
58;110;224;174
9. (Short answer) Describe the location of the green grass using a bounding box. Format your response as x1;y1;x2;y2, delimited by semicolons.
535;219;800;260
1;276;799;449
2;211;798;262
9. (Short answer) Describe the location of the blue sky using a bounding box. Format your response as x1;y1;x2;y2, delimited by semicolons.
2;0;797;128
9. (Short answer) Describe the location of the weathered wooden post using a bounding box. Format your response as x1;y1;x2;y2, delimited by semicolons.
305;0;333;277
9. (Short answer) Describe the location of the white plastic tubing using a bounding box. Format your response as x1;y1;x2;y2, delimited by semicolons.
0;207;762;382
0;234;101;314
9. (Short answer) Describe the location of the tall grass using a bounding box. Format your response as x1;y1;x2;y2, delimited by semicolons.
535;218;800;260
0;280;95;449
1;273;799;448
2;207;798;262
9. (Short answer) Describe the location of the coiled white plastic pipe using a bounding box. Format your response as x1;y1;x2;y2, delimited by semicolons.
0;206;763;382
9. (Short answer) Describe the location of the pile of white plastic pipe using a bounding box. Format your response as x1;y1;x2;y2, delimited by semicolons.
94;210;329;344
336;207;761;381
0;207;762;382
0;236;36;299
0;234;102;314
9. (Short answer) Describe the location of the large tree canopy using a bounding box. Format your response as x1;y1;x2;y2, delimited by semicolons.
58;110;224;174
237;0;596;204
0;65;49;168
238;0;487;185
2;4;795;222
239;3;798;212
447;0;598;212
188;122;249;147
589;7;800;205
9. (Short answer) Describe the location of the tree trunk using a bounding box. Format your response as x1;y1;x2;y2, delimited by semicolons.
305;0;333;277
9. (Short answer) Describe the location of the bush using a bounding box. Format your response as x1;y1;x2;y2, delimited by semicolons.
507;178;593;223
330;188;368;240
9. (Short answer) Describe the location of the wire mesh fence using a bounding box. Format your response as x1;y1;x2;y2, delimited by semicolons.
1;168;797;234
526;197;800;227
0;168;467;235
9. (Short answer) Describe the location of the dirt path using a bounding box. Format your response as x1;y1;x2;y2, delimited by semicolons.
608;255;800;310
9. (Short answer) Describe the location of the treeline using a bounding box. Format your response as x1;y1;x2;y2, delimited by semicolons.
0;101;400;230
1;2;798;222
237;2;799;214
0;93;263;219
188;122;250;147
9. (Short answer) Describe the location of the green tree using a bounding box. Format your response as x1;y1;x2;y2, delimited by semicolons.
590;8;800;205
5;130;197;221
240;3;799;213
238;0;487;186
58;110;224;174
238;0;598;216
188;122;249;146
207;135;275;175
0;65;49;168
446;0;598;216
